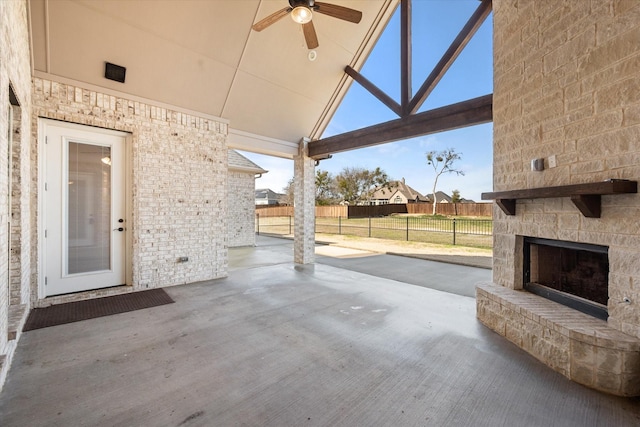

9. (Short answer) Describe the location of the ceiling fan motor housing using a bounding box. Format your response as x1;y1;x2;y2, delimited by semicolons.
289;0;316;9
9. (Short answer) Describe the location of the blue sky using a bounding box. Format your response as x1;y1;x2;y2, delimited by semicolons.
243;0;493;202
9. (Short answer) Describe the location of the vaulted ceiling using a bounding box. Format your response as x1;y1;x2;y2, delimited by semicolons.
29;0;398;157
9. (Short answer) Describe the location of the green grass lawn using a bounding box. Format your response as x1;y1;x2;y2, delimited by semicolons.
257;215;493;249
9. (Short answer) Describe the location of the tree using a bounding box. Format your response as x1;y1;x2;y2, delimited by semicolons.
315;169;338;205
281;171;340;206
281;177;295;206
451;189;462;216
426;149;464;215
335;166;390;205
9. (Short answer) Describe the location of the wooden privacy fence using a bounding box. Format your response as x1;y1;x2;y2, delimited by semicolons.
406;203;492;217
256;205;349;218
255;205;293;217
316;205;348;217
347;204;407;218
256;203;492;218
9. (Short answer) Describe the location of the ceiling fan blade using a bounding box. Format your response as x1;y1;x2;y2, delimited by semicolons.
314;2;362;24
302;21;319;49
252;7;291;32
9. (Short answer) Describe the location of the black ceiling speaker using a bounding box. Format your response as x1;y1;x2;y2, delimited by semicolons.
105;62;126;83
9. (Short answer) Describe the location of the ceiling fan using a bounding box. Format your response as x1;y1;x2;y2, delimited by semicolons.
252;0;363;49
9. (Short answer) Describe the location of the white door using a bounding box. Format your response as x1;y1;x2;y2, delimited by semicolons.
43;120;127;296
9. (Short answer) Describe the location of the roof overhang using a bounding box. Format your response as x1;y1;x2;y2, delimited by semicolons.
29;0;398;158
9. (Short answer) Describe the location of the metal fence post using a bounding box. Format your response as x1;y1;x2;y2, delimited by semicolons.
406;216;409;241
452;218;456;245
256;213;260;236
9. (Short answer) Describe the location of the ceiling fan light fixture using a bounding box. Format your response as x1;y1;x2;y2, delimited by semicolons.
291;6;312;24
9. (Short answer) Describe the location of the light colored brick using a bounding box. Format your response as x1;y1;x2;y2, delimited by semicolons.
293;140;315;264
33;77;229;295
595;76;640;113
227;169;257;248
490;0;640;395
0;0;33;393
579;25;640;77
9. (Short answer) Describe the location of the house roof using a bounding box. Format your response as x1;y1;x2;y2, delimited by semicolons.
29;0;398;158
228;150;267;174
372;180;428;202
255;188;283;198
426;191;453;203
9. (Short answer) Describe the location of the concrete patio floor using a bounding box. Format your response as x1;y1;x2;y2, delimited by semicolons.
1;236;639;426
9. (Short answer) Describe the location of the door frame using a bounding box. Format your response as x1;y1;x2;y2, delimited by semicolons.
38;118;133;300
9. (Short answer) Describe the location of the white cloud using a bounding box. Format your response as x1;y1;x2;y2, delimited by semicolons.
376;141;410;156
417;135;441;149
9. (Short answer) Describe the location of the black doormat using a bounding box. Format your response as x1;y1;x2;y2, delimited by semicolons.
23;288;174;331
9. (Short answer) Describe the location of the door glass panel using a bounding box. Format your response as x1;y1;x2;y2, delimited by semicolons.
67;142;111;274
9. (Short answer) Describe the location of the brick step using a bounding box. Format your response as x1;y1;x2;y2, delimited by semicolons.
476;282;640;396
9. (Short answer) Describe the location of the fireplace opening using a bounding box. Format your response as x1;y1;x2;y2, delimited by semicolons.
523;237;609;320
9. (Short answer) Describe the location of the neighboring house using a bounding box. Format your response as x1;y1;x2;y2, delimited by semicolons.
425;191;453;204
228;150;267;248
255;189;284;206
370;179;429;205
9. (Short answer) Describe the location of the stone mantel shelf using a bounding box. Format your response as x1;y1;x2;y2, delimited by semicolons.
481;179;638;218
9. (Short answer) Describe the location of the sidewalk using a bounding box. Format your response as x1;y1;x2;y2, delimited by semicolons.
314;233;493;269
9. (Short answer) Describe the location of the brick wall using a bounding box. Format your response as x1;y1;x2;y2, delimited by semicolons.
10;105;24;306
0;0;33;390
228;170;256;247
492;0;640;337
293;140;315;264
32;77;229;305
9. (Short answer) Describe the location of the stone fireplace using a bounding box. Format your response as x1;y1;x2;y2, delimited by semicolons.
477;1;640;396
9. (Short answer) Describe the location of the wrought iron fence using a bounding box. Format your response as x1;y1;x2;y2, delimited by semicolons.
255;214;493;249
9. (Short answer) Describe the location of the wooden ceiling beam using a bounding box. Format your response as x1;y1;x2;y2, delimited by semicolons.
408;0;492;115
323;0;494;159
308;94;492;159
344;66;402;117
400;0;412;116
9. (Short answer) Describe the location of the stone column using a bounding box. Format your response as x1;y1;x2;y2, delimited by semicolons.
293;138;315;264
